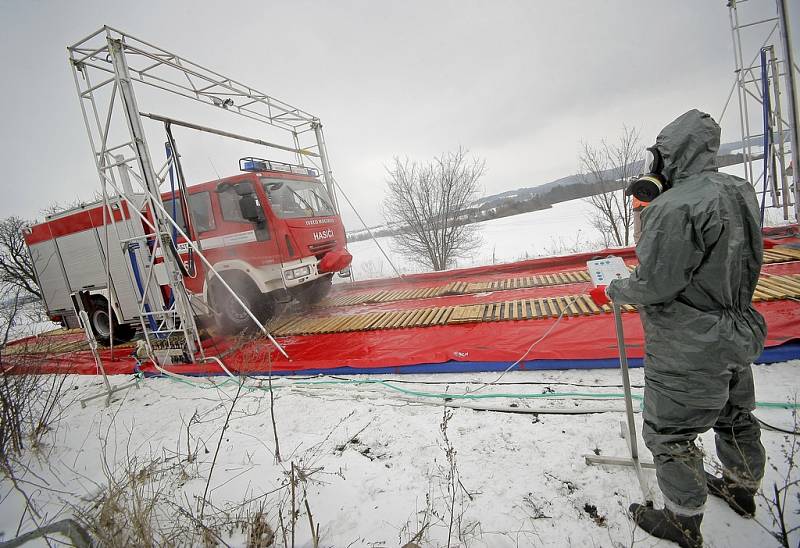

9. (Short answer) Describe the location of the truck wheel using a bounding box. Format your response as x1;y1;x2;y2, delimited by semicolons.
89;296;135;346
295;275;333;306
214;280;275;334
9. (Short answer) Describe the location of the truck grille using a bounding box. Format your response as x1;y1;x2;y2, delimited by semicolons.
309;240;336;254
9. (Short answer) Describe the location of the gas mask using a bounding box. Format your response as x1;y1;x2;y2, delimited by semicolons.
625;146;670;202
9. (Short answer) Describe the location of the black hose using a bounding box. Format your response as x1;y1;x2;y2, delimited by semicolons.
448;405;613;416
756;416;800;436
164;122;196;277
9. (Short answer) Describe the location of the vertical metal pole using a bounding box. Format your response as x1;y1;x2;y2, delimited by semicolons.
116;155;136;197
584;302;651;501
107;34;198;359
292;132;304;166
769;49;791;219
312;121;339;213
777;0;800;222
730;1;755;185
613;304;639;460
760;48;778;212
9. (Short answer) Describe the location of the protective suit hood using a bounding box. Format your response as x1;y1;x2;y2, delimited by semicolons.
655;109;720;183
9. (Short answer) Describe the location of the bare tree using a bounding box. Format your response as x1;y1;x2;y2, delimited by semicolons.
383;148;484;271
1;286;24;348
579;126;643;247
0;217;41;299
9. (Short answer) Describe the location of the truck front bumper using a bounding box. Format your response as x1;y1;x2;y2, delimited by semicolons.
281;256;321;288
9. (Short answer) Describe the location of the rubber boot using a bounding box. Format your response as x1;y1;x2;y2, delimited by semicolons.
705;472;756;518
629;503;703;548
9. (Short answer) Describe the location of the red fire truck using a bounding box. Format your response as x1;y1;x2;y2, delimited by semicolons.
24;157;352;345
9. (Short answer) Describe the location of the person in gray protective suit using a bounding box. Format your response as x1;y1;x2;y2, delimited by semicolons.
592;109;768;548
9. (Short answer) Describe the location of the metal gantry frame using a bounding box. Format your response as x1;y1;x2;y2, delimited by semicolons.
67;25;339;365
727;0;799;222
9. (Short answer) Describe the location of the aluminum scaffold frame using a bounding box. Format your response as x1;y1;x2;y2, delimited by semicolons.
66;26;334;369
727;0;799;222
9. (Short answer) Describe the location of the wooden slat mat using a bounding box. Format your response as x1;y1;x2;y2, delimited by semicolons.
320;269;593;308
321;247;799;309
269;273;800;337
764;246;800;264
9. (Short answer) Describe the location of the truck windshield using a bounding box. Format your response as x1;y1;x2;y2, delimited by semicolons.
260;177;334;218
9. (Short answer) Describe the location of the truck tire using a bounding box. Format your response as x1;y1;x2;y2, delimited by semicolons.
212;277;275;334
295;275;333;306
89;296;135;346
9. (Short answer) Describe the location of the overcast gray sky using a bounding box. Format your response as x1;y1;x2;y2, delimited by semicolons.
0;0;796;228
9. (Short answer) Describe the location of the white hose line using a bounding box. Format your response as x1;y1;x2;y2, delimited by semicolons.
202;355;240;380
278;382;632;414
466;295;580;394
282;381;635;406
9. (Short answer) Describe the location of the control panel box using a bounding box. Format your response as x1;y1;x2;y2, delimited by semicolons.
586;256;630;287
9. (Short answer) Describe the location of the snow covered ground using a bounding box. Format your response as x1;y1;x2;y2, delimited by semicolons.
1;361;798;547
344;199;602;282
2;196;798;546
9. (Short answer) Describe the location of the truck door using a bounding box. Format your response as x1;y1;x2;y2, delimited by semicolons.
209;180;282;282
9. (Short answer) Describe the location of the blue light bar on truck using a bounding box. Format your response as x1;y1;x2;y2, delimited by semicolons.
239;157;320;177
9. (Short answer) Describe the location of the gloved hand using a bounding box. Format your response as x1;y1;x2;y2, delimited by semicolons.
589;285;611;307
763;238;780;249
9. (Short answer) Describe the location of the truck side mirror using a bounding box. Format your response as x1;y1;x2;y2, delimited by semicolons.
238;193;265;224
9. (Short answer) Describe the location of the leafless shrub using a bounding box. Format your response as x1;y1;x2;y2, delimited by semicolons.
757;408;800;547
237;338;282;463
190;494;281;547
0;217;41;300
383;147;484;271
396;410;480;547
397;492;434;547
200;380;244;522
706;404;800;547
579;126;643;247
247;502;276;548
1;287;26;349
0;324;68;466
71;416;212;548
0;296;70;548
436;408;479;546
0;356;68;462
75;448;283;548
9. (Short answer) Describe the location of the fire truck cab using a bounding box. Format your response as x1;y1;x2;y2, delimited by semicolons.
24;157;352;344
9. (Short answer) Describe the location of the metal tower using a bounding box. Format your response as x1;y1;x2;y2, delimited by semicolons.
727;0;799;223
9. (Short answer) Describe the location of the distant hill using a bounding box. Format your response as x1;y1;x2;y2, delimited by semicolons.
475;137;761;210
474;171;599;210
473;163;636;211
347;140;761;242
